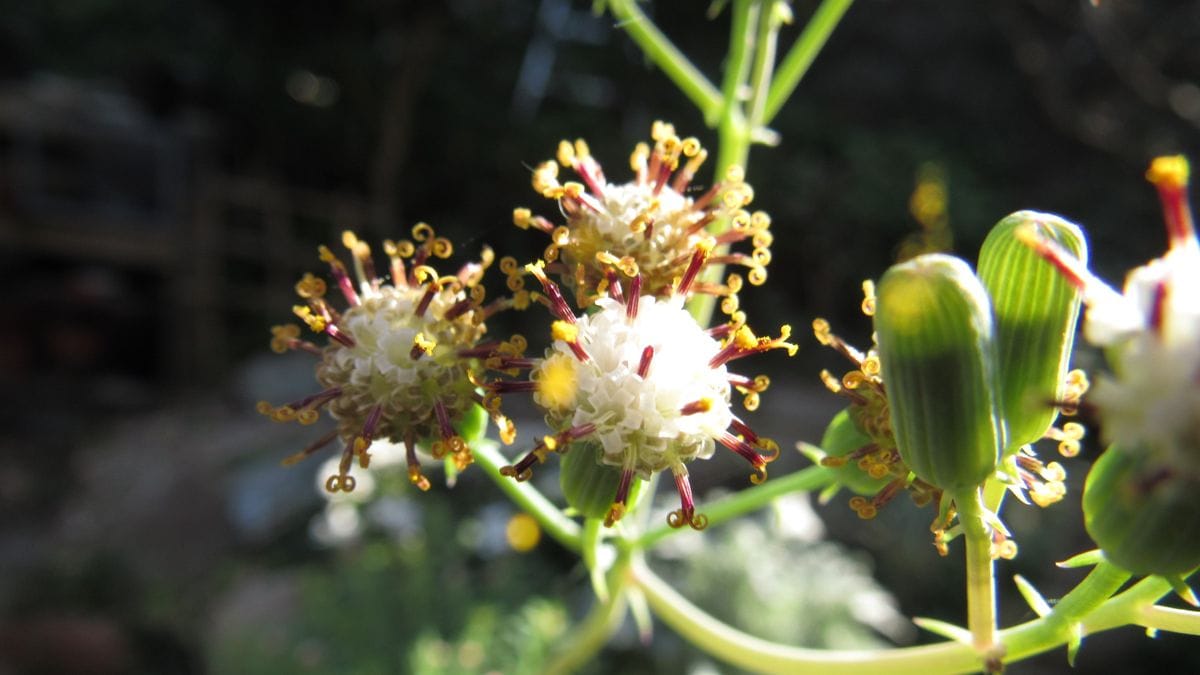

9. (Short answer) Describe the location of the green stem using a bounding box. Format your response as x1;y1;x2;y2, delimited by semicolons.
630;558;1190;675
1138;605;1200;636
952;487;999;662
473;441;581;552
747;0;784;130
762;0;855;124
633;465;833;550
544;571;630;675
607;0;723;123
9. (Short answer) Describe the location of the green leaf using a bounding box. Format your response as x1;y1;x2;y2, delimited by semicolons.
873;253;1002;491
978;211;1086;450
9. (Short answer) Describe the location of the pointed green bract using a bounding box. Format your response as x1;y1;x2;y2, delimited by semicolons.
818;408;894;495
978;211;1086;450
1083;446;1200;576
873;253;1002;491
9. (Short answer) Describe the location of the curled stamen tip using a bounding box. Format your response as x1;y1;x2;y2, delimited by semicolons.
499;465;517;478
689;513;709;531
749;466;768;484
758;439;781;463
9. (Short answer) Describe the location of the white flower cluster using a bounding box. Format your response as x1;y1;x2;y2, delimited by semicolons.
538;295;734;477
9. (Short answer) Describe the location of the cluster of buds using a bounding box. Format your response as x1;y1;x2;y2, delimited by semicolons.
259;225;517;493
1023;157;1200;578
809;210;1089;557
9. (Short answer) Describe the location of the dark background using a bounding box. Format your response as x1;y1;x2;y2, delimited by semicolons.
1;1;1198;673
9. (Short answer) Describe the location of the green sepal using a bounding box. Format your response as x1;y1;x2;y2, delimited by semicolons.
1083;447;1200;576
874;253;1003;492
455;402;490;442
815;408;894;495
1056;549;1106;569
560;441;643;521
977;211;1086;450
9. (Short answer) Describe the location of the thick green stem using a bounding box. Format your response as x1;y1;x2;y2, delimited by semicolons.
607;0;723;122
747;0;783;129
762;0;855;124
952;488;999;663
634;465;833;550
473;441;581;552
630;558;1192;675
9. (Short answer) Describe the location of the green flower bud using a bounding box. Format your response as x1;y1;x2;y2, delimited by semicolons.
818;408;895;496
874;253;1003;492
1083;447;1200;576
978;211;1086;450
560;441;643;523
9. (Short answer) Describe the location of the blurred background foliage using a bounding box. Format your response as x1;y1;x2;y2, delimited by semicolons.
1;1;1198;673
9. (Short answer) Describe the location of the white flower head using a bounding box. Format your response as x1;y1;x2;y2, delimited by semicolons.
495;255;795;530
259;225;519;495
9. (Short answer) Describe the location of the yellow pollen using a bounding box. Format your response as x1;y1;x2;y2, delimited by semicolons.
557;139;575;167
630;142;650;172
293;305;326;333
574;139;590;159
535;354;578;411
294;273;327;299
506;513;541;552
412;332;436;356
1146;155;1190;190
513;207;533;229
551;320;580;344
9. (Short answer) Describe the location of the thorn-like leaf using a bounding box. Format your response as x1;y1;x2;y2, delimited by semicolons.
1013;574;1052;617
912;617;973;644
1057;549;1106;569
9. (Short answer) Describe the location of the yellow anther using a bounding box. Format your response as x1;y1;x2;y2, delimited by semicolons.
509;334;528;353
1062;422;1085;440
748;266;768;286
295;273;327;299
542;435;558;452
605;503;626;527
868;464;889;479
630;142;650;172
297;409;319;425
857;504;878;520
551;320;580;344
750;211;771;230
754;374;771;391
574;139;590;159
726;274;744;294
680;137;701;157
994;540;1019;560
721;294;740;316
725;164;745;183
255;401;274;416
562;181;585;199
843;371;867;390
753;230;774;249
731;209;752;230
862;355;881;377
318;244;338;264
497;415;517;445
513;207;532;229
412;332;436;356
1146;155;1190;190
293;305;326;333
551;226;571;247
820;456;847;468
557;139;575;167
752;247;772;267
409;466;431;492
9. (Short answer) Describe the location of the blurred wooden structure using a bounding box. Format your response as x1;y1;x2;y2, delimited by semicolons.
0;77;371;388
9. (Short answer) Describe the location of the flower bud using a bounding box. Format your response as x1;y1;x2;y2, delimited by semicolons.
817;408;895;496
1083;446;1200;576
560;441;643;522
874;253;1003;491
978;211;1086;450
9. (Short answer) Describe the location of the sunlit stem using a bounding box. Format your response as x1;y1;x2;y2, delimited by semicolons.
952;487;999;664
473;440;581;552
544;559;631;675
606;0;723;122
632;465;833;550
763;0;856;124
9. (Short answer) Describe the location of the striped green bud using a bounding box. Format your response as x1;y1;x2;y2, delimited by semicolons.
1084;447;1200;576
874;254;1003;492
978;211;1086;450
